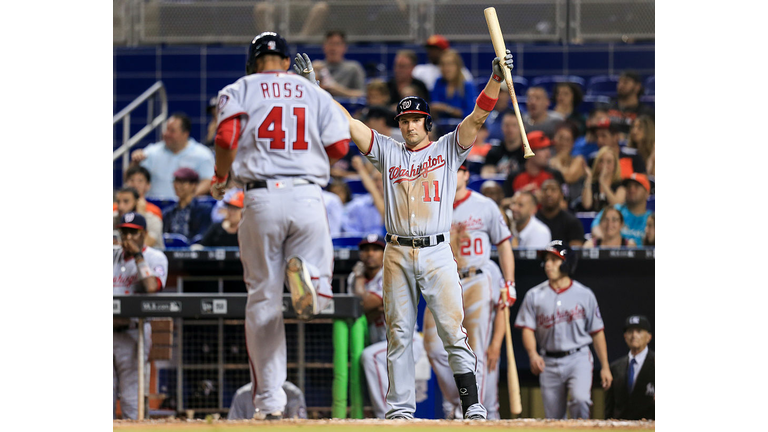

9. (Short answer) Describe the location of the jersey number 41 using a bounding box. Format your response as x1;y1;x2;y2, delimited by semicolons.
258;105;309;151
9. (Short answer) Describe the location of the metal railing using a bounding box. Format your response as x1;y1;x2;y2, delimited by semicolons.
114;0;654;45
113;81;168;176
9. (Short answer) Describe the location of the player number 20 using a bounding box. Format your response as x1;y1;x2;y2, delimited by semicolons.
258;106;310;151
460;238;483;255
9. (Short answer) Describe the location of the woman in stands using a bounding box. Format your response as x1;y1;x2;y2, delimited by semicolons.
583;207;635;248
430;49;479;120
628;115;655;176
548;121;586;209
579;146;626;212
642;212;655;246
552;82;586;136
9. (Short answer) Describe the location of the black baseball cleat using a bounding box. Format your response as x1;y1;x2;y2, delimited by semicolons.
388;415;408;419
265;413;283;420
468;414;486;420
286;256;318;321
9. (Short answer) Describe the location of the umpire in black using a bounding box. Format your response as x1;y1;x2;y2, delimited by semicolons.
605;315;655;420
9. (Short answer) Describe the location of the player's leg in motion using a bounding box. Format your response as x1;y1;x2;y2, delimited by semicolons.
239;187;291;418
284;185;335;316
361;340;389;419
381;244;420;419
112;326;151;419
418;243;487;419
423;308;461;419
540;357;568;419
566;349;594;419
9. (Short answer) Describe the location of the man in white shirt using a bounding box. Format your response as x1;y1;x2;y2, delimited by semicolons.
508;191;551;248
412;34;474;92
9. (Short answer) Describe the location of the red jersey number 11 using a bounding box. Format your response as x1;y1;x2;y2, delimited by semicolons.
422;180;440;202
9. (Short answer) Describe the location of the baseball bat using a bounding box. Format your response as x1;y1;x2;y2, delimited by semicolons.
501;288;523;415
484;7;535;159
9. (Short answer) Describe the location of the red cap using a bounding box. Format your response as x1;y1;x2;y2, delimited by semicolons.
226;191;245;208
425;35;450;50
458;165;468;172
527;131;551;150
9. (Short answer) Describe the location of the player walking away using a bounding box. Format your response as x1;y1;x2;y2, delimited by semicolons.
209;32;350;420
351;234;426;419
514;241;613;419
293;48;513;420
113;212;168;419
422;164;517;419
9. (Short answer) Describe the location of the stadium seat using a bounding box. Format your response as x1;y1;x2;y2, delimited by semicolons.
467;175;505;193
147;198;177;214
575;212;597;235
163;233;190;248
345;179;367;195
336;97;367;115
586;75;619;97
529;75;586;97
332;235;365;248
646;195;655;212
580;95;611;115
640;95;655;110
644;76;654;95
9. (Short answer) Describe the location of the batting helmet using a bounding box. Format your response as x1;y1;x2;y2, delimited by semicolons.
395;96;432;132
538;240;578;276
245;32;290;75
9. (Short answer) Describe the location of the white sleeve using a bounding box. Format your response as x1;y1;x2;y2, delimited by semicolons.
217;81;247;123
364;130;397;173
146;250;169;289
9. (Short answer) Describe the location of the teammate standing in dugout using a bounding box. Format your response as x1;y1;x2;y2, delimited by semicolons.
293;48;513;420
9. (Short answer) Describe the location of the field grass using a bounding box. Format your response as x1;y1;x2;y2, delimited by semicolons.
114;419;655;431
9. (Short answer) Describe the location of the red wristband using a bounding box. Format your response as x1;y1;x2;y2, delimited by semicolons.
476;92;498;112
492;73;503;83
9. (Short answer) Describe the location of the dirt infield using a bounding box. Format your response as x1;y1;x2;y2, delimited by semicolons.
114;418;655;431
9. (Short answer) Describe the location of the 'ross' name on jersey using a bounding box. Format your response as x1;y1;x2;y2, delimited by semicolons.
260;82;305;99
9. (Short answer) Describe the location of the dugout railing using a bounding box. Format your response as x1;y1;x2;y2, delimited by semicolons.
113;247;654;419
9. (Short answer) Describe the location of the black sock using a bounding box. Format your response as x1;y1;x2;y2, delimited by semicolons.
454;372;479;417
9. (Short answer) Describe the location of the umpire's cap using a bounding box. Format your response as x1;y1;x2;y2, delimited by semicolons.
395;96;432;132
538;240;578;276
118;212;146;231
246;32;290;75
358;234;386;249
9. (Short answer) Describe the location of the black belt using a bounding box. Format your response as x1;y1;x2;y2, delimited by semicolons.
545;347;582;358
459;268;483;279
244;179;314;191
385;233;445;248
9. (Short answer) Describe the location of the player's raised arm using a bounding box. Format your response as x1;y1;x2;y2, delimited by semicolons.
457;51;514;147
294;53;373;155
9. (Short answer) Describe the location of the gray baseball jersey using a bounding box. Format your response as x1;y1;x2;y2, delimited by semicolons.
451;191;511;271
347;269;386;344
364;124;472;236
514;279;604;353
113;245;168;295
217;71;350;187
363;123;486;419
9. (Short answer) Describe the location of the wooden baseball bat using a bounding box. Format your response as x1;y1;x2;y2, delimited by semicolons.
501;288;523;415
484;7;535;159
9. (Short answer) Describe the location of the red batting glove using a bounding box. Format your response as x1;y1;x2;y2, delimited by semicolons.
499;281;517;309
210;169;229;200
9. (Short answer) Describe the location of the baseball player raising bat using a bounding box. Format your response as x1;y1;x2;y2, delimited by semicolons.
294;48;513;420
210;32;350;420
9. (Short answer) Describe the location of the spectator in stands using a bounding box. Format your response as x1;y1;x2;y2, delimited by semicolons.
485;81;512;142
588;118;646;179
604;70;655;135
315;30;366;98
580;146;626;213
361;106;403;142
605;315;655;420
322;188;344;238
591;173;652;245
124;166;164;220
582;207;636;248
365;79;391;107
204;96;217;148
642;213;655;246
480;180;504;207
508;191;552;249
386;50;430;105
412;34;473;92
195;191;243;248
344;156;385;235
552;82;586;136
571;108;607;159
548;121;586;210
536;179;585;247
523;86;564;139
162;168;213;241
481;110;526;178
327;179;352;206
430;49;479;119
628;115;655;176
130;112;215;199
115;186;164;251
503;131;560;199
467;123;493;167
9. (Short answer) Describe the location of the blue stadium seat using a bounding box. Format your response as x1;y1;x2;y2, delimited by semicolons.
644;76;654;95
467;175;505;193
482;76;528;97
646;195;655;212
147;198;178;214
640;95;655;110
529;75;586;97
575;212;597;235
435;118;462;134
580;95;611;115
586;75;619;97
337;97;367;115
332;235;365;248
345;179;367;195
164;233;190;248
